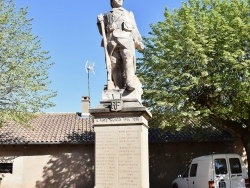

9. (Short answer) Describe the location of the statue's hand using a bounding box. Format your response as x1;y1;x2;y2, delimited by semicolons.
97;14;104;22
136;42;144;51
139;42;144;50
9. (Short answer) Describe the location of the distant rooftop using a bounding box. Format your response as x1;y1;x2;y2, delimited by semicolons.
0;113;232;145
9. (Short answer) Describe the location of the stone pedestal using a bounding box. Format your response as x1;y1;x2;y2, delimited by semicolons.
90;89;152;188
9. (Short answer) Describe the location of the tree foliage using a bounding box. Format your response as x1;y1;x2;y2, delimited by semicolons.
138;0;250;173
0;0;56;125
139;0;250;131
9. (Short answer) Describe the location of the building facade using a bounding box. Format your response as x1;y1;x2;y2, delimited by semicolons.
0;113;244;188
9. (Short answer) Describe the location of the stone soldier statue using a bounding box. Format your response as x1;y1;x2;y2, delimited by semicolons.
97;0;144;92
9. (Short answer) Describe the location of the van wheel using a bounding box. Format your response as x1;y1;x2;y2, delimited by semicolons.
173;184;178;188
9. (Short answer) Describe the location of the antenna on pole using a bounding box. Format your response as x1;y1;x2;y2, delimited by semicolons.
85;60;95;107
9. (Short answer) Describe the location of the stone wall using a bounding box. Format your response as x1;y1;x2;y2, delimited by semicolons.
0;144;94;188
0;139;245;188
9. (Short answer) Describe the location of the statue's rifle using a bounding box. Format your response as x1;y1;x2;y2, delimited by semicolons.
98;14;114;90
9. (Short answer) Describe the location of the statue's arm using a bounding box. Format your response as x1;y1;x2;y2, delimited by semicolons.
129;12;144;50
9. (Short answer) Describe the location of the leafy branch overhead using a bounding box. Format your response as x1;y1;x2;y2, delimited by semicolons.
138;0;250;132
0;0;56;125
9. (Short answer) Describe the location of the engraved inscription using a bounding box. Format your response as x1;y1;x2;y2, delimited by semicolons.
95;128;118;187
95;117;140;124
118;126;141;187
95;126;144;187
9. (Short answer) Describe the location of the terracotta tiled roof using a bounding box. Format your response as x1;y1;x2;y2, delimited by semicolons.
0;113;232;145
149;127;232;143
0;113;94;144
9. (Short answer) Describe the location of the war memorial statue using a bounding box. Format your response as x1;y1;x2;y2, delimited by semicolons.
97;0;144;94
91;1;151;187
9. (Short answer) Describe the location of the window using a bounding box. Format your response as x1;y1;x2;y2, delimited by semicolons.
215;158;227;174
0;163;13;174
229;158;242;174
190;163;198;177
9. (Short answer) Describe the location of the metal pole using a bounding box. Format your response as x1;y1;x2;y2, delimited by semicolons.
87;68;91;108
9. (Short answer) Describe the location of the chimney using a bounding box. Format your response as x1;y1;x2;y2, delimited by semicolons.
81;96;90;117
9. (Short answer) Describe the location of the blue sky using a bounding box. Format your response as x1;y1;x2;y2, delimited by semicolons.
14;0;185;113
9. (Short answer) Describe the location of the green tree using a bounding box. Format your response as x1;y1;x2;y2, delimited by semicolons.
138;0;250;172
0;0;56;125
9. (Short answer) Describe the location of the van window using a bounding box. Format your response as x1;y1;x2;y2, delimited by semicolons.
229;158;242;174
190;164;198;177
215;158;227;174
0;163;13;174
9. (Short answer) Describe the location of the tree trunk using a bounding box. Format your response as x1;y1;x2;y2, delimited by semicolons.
241;134;250;177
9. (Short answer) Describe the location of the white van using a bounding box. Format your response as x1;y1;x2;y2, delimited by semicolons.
172;153;249;188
